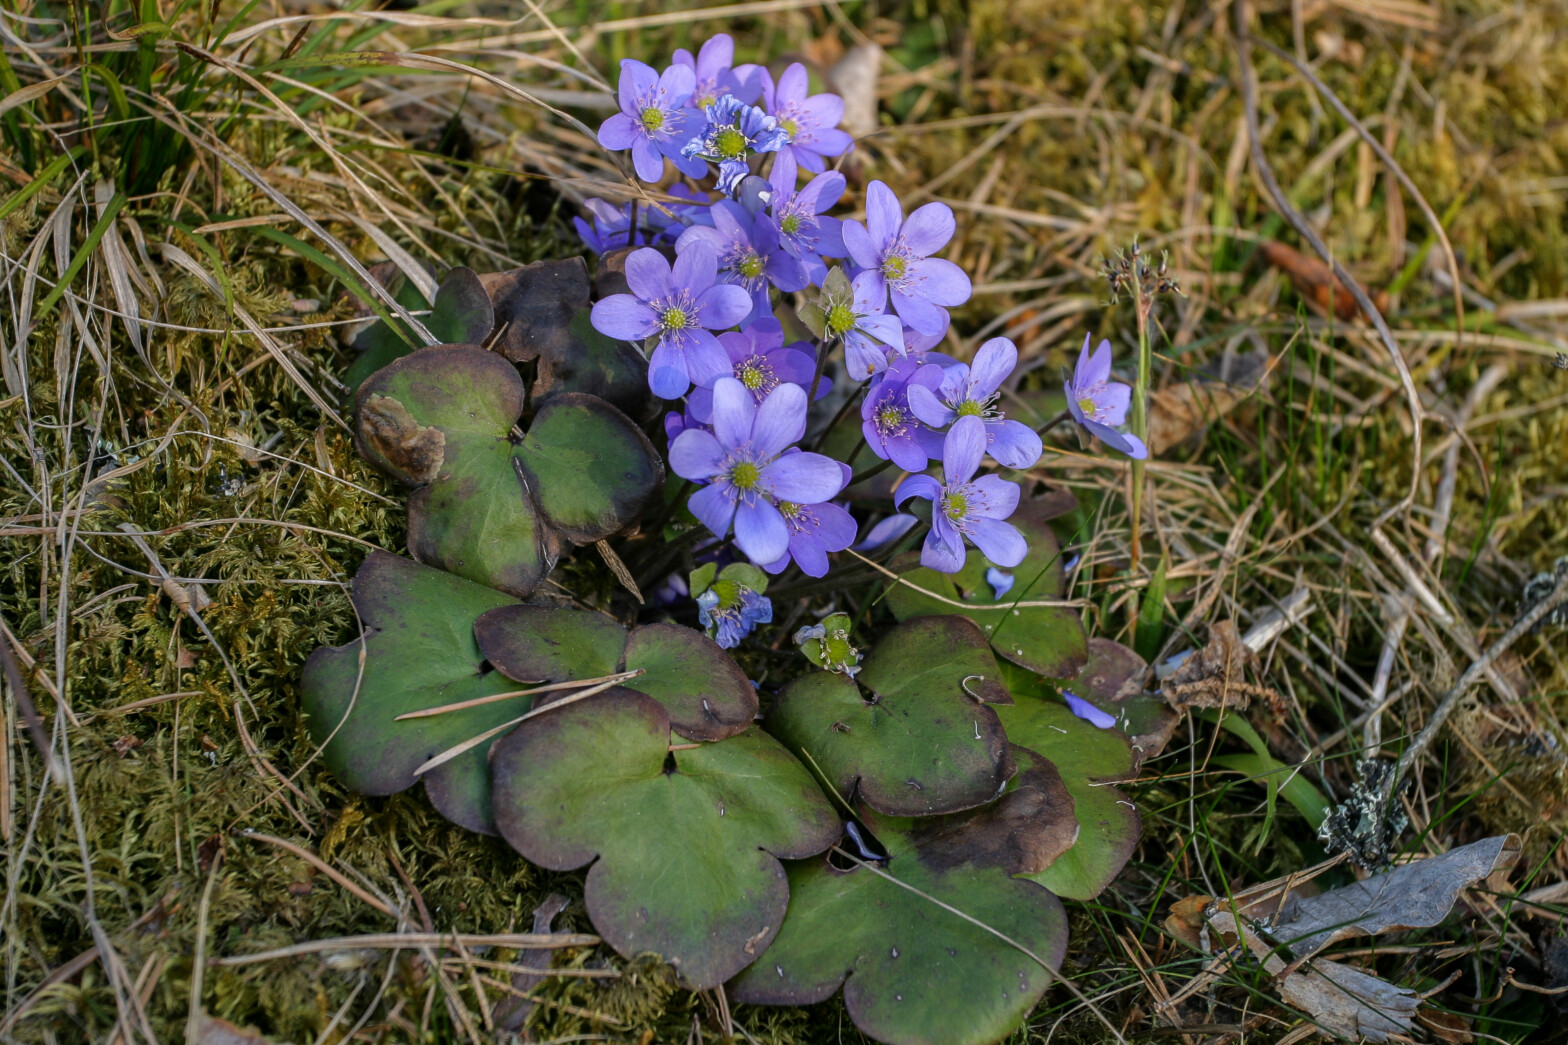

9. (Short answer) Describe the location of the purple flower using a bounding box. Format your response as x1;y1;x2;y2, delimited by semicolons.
688;319;825;424
1065;333;1148;459
843;181;971;337
760;63;854;173
669;378;847;565
801;267;903;382
698;586;772;648
1063;691;1117;730
907;337;1043;469
677;200;806;325
986;567;1014;600
589;243;752;399
765;151;847;286
894;415;1027;574
861;358;943;472
681;95;789;196
762;463;857;578
672;34;761;109
598;60;705;183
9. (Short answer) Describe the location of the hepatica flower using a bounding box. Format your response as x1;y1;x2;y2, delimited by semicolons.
590;243;751;399
861;358;942;472
692;563;773;649
672;33;760;110
669;378;846;565
677;200;806;325
760;63;854;173
686;319;823;424
1065;333;1148;459
766;152;847;285
801;268;903;382
762;459;856;578
895;416;1027;573
681;95;788;196
843;181;972;337
599;60;704;182
907;337;1043;469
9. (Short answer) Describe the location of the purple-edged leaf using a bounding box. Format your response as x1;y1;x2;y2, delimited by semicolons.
992;664;1141;901
356;345;555;597
299;552;523;835
514;393;663;544
765;616;1015;817
885;509;1088;679
490;688;840;989
730;797;1068;1045
481;258;591;364
622;622;758;741
475;608;758;742
474;605;626;684
1071;637;1176;763
899;744;1079;876
532;308;650;416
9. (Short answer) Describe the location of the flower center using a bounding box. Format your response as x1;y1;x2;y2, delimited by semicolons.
943;491;968;519
779;117;800;139
956;400;985;418
661;305;690;330
736;355;776;394
714;126;748;159
738;251;766;279
825;302;855;336
882;254;907;281
729;460;762;490
875;403;908;436
1077;396;1098;418
780;213;803;236
640;106;665;133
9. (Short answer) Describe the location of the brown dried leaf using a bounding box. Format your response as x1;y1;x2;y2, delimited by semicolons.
1165;894;1213;950
1219;835;1522;962
1275;957;1420;1042
192;1013;273;1045
1202;836;1521;1041
1162;621;1273;712
1259;241;1389;323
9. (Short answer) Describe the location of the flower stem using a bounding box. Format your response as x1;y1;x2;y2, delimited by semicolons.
1128;278;1153;602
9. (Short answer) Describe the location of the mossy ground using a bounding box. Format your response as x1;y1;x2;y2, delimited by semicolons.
2;1;1566;1042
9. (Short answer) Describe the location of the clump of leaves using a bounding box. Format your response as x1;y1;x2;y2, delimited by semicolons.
355;345;662;596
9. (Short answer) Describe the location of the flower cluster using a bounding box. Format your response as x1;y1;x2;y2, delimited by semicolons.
583;35;1148;644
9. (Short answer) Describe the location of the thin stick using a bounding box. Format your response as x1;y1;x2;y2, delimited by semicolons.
412;677;628;777
238;831;396;918
184;850;223;1045
212;932;601;966
394;669;644;721
1391;564;1568;794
